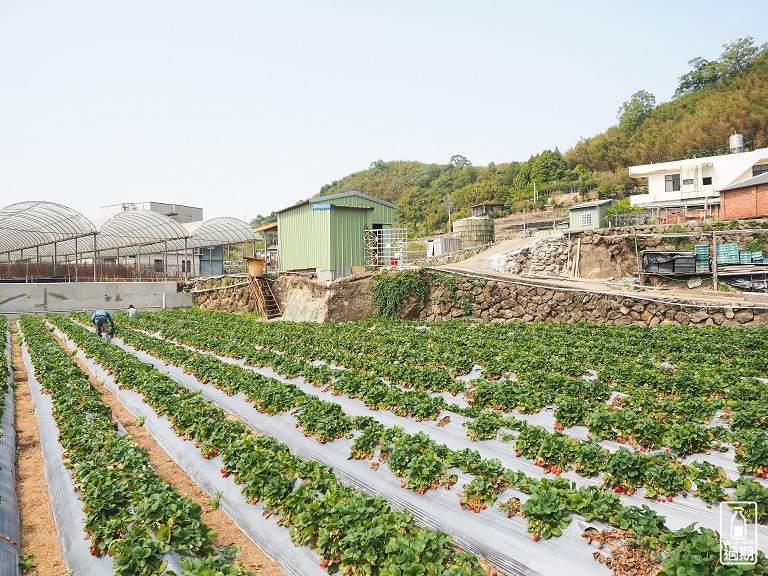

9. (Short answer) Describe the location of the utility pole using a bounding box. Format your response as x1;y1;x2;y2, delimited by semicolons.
445;198;455;238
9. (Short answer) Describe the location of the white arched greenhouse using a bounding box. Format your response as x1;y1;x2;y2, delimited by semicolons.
0;201;259;282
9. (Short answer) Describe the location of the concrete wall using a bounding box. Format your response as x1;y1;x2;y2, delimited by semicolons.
0;281;191;317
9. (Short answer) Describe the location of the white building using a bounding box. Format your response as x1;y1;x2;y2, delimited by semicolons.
100;202;203;224
629;144;768;219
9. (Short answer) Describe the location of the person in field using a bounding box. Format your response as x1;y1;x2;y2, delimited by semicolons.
91;309;115;338
127;304;137;319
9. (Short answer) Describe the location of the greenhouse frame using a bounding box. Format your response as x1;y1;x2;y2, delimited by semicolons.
0;201;259;281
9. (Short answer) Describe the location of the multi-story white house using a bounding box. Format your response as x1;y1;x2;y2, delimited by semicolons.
629;143;768;221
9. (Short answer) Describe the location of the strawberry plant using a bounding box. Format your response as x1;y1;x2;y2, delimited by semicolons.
733;431;768;477
387;432;447;492
659;526;768;575
734;479;768;522
564;486;622;522
662;422;713;456
585;410;615;441
643;461;690;499
553;397;584;428
609;504;666;537
464;411;501;441
294;399;353;443
521;480;571;539
574;440;609;476
459;478;503;512
606;448;648;491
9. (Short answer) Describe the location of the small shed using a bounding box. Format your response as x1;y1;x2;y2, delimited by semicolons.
719;173;768;220
471;202;505;218
276;191;397;280
569;200;615;231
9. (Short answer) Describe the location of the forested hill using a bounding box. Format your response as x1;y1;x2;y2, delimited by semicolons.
307;39;768;238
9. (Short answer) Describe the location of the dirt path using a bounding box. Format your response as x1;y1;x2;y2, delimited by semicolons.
12;329;68;576
52;334;284;576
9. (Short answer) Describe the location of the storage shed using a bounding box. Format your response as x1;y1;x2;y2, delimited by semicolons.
568;199;615;231
276;191;397;280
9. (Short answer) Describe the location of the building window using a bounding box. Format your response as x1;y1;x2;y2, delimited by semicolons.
703;176;712;185
181;260;192;272
153;259;163;271
581;213;593;227
682;178;694;185
665;174;681;192
753;164;768;177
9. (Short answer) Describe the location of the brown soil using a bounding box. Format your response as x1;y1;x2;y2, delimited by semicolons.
12;329;68;576
52;334;284;576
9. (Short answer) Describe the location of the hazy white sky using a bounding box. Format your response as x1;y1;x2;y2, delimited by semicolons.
1;1;765;222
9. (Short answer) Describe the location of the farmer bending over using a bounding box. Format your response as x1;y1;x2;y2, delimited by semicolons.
91;309;115;338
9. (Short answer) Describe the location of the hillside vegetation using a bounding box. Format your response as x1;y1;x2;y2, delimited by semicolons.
261;38;768;238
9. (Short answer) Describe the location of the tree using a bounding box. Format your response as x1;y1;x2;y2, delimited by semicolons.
617;90;656;133
675;57;722;96
449;154;471;167
719;37;760;77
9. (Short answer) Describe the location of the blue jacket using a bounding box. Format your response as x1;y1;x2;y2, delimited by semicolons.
91;310;115;330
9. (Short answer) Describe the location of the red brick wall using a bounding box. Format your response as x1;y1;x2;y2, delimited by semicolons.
721;184;768;219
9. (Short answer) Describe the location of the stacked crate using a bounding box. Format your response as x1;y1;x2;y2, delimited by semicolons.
715;242;740;265
694;244;711;273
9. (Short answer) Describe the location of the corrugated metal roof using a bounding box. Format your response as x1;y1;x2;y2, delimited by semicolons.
276;191;397;214
311;191;397;208
719;172;768;193
569;199;615;210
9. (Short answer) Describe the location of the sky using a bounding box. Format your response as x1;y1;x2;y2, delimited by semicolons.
1;1;766;223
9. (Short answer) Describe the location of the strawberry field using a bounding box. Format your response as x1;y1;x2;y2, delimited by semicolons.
5;308;768;576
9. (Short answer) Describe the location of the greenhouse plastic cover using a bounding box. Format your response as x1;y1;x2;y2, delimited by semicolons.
52;328;326;576
112;327;768;565
0;332;21;576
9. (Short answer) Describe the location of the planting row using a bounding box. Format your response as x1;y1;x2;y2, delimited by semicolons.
99;313;768;574
116;309;768;460
107;317;768;513
50;314;490;576
19;316;252;576
1;316;22;576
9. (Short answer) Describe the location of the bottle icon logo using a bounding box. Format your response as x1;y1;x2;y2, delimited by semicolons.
721;502;758;566
731;509;747;540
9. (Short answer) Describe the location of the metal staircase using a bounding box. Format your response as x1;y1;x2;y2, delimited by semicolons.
247;275;282;319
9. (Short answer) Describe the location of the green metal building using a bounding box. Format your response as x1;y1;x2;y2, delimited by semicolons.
568;199;615;231
276;191;397;279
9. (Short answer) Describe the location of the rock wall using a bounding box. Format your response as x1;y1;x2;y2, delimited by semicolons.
420;272;768;326
185;270;768;327
186;276;255;314
185;273;377;322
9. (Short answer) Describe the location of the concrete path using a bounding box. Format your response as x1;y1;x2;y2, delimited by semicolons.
433;237;768;310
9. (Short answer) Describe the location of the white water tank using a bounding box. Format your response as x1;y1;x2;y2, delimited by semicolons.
729;133;744;154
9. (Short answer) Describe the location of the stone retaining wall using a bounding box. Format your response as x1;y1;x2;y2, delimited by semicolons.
420;272;768;326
